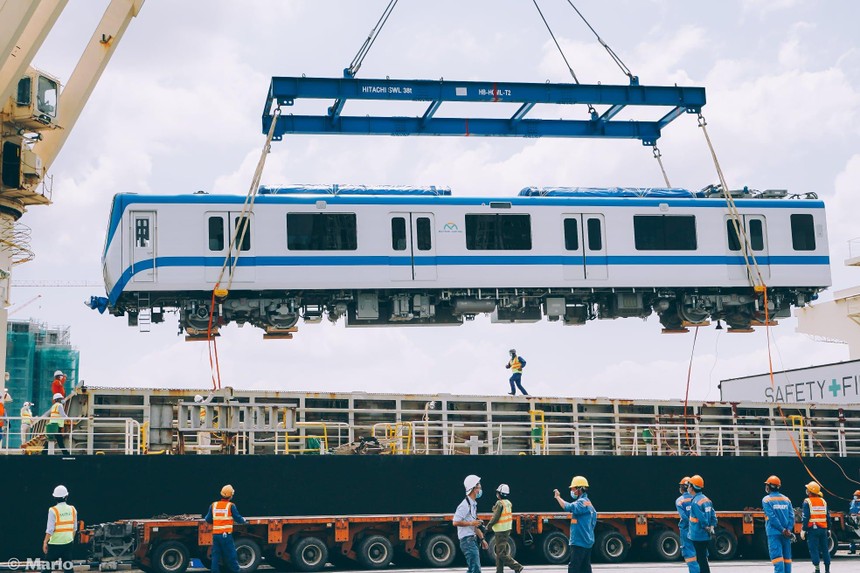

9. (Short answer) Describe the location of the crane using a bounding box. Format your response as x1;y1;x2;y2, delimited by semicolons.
8;294;41;316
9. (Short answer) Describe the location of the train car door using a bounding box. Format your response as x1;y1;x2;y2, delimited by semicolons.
205;211;255;283
561;215;585;280
726;215;770;281
388;213;437;281
562;214;607;280
130;211;156;282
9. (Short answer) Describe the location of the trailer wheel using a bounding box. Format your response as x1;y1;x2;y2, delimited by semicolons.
234;538;262;573
358;535;394;569
593;530;629;563
540;531;570;564
421;534;456;567
152;540;190;573
828;530;838;557
709;528;737;560
484;534;517;565
648;530;681;562
292;537;329;572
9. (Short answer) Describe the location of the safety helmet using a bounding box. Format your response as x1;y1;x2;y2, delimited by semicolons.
52;485;69;498
463;474;481;492
679;476;691;486
52;393;63;401
569;476;589;489
854;490;860;497
497;484;510;495
764;475;781;488
220;484;235;497
54;370;64;378
23;401;33;408
806;481;821;495
509;349;517;355
689;475;705;490
194;395;204;403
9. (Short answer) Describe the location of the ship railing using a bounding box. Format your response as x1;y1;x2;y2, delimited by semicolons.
273;421;352;455
0;416;141;455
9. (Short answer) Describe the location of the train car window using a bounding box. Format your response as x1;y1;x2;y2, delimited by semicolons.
416;217;432;251
634;215;697;250
749;219;764;251
726;221;741;251
790;214;816;251
234;216;251;251
563;218;579;250
391;218;407;251
287;213;358;251
586;218;602;251
135;218;150;248
208;217;224;251
465;214;532;250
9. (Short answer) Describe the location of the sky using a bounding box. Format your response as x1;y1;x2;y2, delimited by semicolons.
9;0;860;400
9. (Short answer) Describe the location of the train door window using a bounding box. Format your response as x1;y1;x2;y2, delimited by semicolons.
416;217;432;251
564;218;579;250
287;213;358;250
208;216;225;251
726;220;741;251
233;216;251;251
634;215;697;250
791;214;816;251
586;218;602;250
749;219;764;251
391;217;407;250
135;218;150;248
465;214;532;250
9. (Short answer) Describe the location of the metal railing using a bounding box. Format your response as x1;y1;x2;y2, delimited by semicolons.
0;416;141;455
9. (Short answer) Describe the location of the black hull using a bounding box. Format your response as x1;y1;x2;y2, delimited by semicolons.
4;454;859;560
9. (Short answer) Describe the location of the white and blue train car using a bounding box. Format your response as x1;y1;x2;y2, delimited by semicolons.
97;185;830;337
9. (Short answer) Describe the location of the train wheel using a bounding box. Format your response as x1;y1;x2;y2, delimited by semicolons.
484;534;517;565
152;541;190;573
358;535;393;569
421;534;456;568
235;538;263;573
648;530;681;562
709;528;738;560
593;530;629;563
291;537;329;572
540;531;570;564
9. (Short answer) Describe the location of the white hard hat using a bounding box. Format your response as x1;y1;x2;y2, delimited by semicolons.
52;485;69;498
23;401;33;407
194;395;204;403
52;393;63;401
54;370;65;377
497;484;510;495
463;474;481;492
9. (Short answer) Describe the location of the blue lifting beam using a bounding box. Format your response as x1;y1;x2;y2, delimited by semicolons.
262;76;706;145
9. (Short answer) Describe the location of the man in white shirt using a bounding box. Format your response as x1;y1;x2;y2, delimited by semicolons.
453;474;489;573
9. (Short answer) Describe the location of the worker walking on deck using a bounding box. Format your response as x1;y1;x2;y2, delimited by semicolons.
20;401;33;445
762;475;795;573
43;485;77;562
43;393;69;455
553;476;596;573
505;349;528;396
204;484;246;573
687;475;716;573
849;490;860;554
0;397;6;449
453;475;489;573
51;371;66;398
486;484;523;573
801;481;831;573
675;477;699;573
195;394;212;454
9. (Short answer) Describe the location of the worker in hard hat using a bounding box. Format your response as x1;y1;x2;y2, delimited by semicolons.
204;484;247;573
849;489;860;554
0;393;6;449
43;485;77;561
20;401;34;445
43;393;69;455
453;475;488;573
686;475;716;573
675;477;699;573
486;484;523;573
801;481;830;573
505;349;528;396
194;394;212;454
553;476;596;573
51;371;67;399
762;475;795;573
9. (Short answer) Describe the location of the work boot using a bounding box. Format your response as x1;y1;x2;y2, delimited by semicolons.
507;392;515;396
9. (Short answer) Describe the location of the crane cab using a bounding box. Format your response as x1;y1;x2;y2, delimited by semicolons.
5;67;60;129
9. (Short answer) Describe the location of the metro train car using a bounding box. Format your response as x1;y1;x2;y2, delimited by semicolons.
95;184;830;338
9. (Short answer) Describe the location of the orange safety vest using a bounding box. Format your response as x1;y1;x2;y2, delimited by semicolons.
807;496;828;528
509;357;523;374
492;499;513;532
49;503;77;545
211;500;234;534
0;402;4;427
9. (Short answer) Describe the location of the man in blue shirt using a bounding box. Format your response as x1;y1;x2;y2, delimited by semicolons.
687;475;716;573
453;474;489;573
553;475;596;573
675;477;699;573
801;482;830;573
762;475;795;573
203;484;247;573
849;489;860;554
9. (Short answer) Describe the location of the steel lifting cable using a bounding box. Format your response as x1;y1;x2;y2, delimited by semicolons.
682;326;700;452
562;0;636;82
346;0;399;77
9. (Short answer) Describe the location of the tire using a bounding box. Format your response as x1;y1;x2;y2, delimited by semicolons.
709;528;737;561
291;537;330;572
648;530;681;562
152;541;190;573
541;531;570;565
593;530;629;563
358;535;393;569
235;538;263;573
484;534;517;565
828;530;838;557
421;534;456;568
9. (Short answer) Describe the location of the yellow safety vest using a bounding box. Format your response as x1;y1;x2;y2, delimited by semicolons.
199;406;206;422
212;500;234;534
49;503;77;545
21;407;32;425
509;357;523;374
492;499;513;532
807;496;828;528
47;402;64;431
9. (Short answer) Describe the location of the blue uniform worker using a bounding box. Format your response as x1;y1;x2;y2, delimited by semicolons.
801;482;830;573
687;475;716;573
675;477;700;573
204;484;247;573
762;475;795;573
554;476;596;573
849;491;860;554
